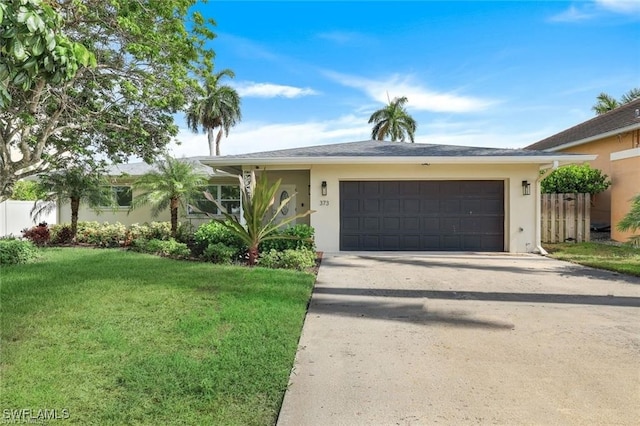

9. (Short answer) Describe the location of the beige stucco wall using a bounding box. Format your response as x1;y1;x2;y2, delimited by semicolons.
297;163;540;253
561;132;639;225
610;148;640;242
257;169;311;226
58;177;238;230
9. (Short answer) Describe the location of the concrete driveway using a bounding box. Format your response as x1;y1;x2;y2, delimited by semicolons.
277;253;640;426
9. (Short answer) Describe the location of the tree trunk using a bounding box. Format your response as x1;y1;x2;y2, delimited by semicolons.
215;128;223;156
70;197;80;242
207;128;215;156
170;197;179;238
247;245;259;266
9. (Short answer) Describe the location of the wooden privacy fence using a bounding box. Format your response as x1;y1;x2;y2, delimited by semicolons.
541;193;590;243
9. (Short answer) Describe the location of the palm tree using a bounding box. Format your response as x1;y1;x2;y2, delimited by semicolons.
131;156;208;237
205;171;313;266
617;194;640;247
186;70;242;156
32;165;114;240
368;96;417;143
592;88;640;115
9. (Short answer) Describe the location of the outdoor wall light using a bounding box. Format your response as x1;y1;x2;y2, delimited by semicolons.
321;181;327;196
522;180;531;196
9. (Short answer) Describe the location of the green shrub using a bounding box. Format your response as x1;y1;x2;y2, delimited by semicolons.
50;225;74;244
125;222;173;243
22;223;50;246
129;238;191;259
75;222;126;247
541;164;611;194
260;224;316;252
258;248;316;271
202;242;236;264
193;220;245;257
0;239;38;265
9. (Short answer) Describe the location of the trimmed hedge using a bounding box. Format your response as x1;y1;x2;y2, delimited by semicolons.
258;248;316;271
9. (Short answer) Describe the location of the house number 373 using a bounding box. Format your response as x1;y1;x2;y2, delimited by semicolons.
319;200;330;206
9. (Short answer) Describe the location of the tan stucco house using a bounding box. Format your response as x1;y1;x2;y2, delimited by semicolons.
196;140;593;253
57;160;240;229
526;99;640;242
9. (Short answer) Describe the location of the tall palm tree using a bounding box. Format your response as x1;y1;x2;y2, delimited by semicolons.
186;70;242;156
131;156;208;237
368;96;417;143
32;165;114;240
592;88;640;115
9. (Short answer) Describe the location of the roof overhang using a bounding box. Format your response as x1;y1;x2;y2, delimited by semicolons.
542;122;640;152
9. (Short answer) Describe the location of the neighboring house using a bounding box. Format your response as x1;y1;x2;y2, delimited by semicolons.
195;140;593;253
526;99;640;242
58;160;239;229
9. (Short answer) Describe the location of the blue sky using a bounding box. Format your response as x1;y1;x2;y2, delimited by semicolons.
168;0;640;157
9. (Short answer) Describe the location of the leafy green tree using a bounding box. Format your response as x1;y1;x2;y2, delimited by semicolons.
186;69;242;156
1;0;217;200
131;156;208;237
617;194;640;247
205;172;314;266
592;88;640;115
541;164;611;195
10;180;47;200
32;164;114;240
368;96;417;143
0;0;94;107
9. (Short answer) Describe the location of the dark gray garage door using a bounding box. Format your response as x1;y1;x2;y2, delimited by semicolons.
340;181;504;251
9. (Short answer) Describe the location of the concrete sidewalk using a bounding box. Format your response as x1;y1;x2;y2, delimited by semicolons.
277;253;640;426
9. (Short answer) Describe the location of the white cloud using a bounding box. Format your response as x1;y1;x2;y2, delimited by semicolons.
168;115;371;157
548;5;595;22
234;81;318;98
549;0;640;22
596;0;640;14
317;31;373;45
325;71;495;113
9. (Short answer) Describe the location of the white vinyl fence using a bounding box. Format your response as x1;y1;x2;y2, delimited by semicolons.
0;200;57;237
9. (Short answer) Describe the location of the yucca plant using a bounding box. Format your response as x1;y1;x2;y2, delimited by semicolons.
204;172;314;266
617;194;640;247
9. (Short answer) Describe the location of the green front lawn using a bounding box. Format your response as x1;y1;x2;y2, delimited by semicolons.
1;248;315;425
544;242;640;277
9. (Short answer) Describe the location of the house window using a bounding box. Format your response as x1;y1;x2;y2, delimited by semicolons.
189;185;241;216
104;186;132;208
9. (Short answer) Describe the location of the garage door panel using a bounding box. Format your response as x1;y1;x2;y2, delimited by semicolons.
402;217;420;231
382;199;400;213
363;217;379;231
420;200;440;214
340;181;504;251
422;218;441;233
383;216;401;231
364;199;381;213
441;200;462;214
342;217;360;231
403;199;420;213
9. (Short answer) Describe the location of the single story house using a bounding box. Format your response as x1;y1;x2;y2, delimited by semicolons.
195;140;594;253
526;99;640;242
57;160;239;229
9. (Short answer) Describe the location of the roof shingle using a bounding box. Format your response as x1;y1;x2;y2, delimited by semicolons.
526;98;640;151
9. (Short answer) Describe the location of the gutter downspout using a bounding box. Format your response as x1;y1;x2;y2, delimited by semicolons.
535;160;558;255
